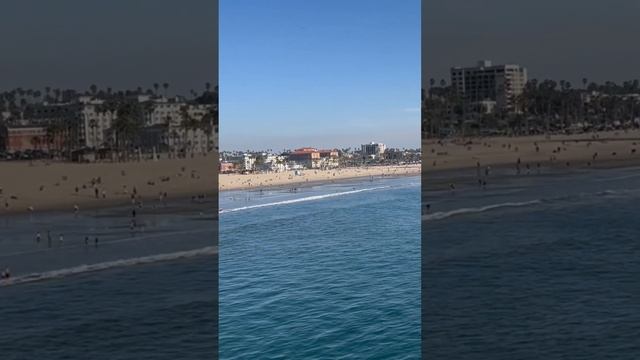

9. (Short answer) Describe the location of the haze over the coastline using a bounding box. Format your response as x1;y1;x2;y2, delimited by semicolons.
423;0;640;86
0;0;217;95
220;0;420;151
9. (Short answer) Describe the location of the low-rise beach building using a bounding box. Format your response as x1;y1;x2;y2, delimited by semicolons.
0;125;51;152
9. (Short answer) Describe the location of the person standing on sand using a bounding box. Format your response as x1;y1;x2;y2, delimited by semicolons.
47;230;52;248
95;187;99;199
85;236;89;246
36;231;41;243
94;237;99;247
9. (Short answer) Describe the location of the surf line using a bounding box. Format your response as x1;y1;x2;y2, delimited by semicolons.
0;246;218;287
0;227;216;260
423;200;542;221
220;186;391;214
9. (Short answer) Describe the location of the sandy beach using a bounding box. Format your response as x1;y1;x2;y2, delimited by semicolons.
0;153;218;215
219;164;421;191
423;129;640;174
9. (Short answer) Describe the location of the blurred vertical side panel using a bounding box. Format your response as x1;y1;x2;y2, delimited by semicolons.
0;0;219;358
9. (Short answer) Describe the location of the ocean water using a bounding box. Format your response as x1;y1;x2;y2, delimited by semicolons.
0;199;218;359
423;166;640;359
219;176;421;359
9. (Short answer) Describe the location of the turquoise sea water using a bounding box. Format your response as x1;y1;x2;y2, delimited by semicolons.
219;176;421;359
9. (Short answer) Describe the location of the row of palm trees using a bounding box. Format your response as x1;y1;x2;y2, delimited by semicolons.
1;84;218;162
0;83;216;119
423;78;640;138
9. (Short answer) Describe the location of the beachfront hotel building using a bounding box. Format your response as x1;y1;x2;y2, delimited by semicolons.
288;148;321;169
361;142;386;160
287;147;340;169
0;125;53;152
450;60;527;112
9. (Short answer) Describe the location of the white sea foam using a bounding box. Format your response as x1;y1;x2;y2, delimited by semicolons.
220;186;390;214
0;246;217;287
423;200;542;221
595;173;640;182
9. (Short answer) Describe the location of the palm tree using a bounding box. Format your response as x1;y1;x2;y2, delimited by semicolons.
113;102;143;161
89;119;98;149
162;82;169;97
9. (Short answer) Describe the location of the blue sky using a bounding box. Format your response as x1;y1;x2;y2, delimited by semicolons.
220;0;420;151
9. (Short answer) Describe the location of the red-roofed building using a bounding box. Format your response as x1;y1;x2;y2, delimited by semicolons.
288;147;321;168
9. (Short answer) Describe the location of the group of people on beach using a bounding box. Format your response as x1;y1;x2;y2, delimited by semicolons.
34;230;99;248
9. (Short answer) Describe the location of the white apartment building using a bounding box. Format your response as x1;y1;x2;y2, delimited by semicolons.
78;100;116;149
144;99;215;154
451;60;527;112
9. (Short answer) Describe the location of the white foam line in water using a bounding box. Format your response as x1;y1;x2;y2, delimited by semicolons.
0;227;215;259
595;173;640;182
220;186;390;214
0;246;218;287
423;200;542;221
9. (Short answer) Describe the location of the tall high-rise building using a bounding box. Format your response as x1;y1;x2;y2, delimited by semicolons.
361;142;386;159
451;60;527;112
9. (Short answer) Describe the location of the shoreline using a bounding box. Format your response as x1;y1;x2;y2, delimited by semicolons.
423;151;640;192
219;164;421;192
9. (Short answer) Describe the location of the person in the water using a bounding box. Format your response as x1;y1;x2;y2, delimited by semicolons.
1;268;10;279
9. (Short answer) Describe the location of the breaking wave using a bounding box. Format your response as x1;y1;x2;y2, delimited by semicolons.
0;246;217;287
220;186;390;214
